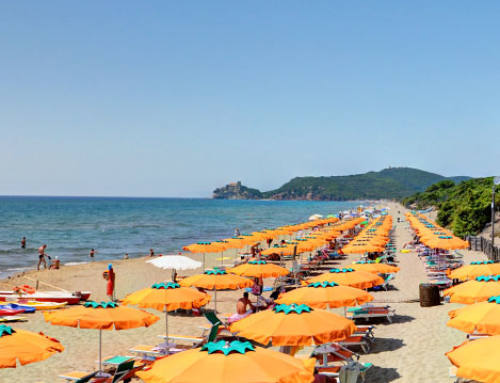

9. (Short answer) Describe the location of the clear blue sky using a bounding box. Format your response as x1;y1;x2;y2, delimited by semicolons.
1;1;499;197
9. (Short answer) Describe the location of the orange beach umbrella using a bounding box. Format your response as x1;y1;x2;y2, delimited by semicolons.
44;301;159;371
122;282;210;342
180;269;253;312
183;242;229;269
276;281;373;309
307;268;384;289
442;276;500;304
229;303;355;346
449;262;500;282
179;269;253;290
350;261;400;274
446;335;500;383
137;339;315;383
447;296;500;335
227;260;290;278
0;325;64;368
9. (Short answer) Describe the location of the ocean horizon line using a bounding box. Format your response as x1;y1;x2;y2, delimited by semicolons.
0;194;373;202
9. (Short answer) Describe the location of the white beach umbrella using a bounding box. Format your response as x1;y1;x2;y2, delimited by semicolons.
308;214;323;221
147;255;202;271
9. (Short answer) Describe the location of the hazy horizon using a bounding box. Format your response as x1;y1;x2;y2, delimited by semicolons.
0;166;483;198
1;2;499;197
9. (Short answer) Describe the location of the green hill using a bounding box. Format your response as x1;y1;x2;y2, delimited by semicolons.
213;167;470;201
402;177;499;237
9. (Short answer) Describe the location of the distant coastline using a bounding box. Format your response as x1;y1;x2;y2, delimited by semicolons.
213;167;470;201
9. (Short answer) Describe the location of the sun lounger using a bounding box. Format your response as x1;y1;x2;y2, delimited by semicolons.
59;371;97;382
129;344;163;358
338;336;370;353
157;333;204;344
370;274;394;291
59;359;136;383
317;362;367;383
93;359;137;383
312;343;355;366
353;325;375;341
159;311;223;345
346;305;395;323
129;343;188;361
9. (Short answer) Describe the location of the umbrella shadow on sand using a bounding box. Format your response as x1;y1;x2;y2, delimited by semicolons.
365;366;400;383
354;314;415;326
390;314;415;324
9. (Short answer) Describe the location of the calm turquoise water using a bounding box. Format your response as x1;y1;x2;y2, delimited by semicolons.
0;197;359;278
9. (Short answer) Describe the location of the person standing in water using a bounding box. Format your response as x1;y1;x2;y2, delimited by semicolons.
21;237;26;249
37;244;48;270
234;228;240;237
149;248;155;257
89;248;96;259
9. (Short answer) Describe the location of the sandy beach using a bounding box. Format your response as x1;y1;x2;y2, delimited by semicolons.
0;202;486;383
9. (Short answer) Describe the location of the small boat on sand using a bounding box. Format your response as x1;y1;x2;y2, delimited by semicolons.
0;290;91;305
17;301;67;310
0;303;36;314
0;308;25;316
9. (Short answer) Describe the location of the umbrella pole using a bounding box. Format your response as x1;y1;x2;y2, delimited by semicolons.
220;251;224;266
99;329;102;372
203;253;205;270
165;309;169;344
214;289;217;313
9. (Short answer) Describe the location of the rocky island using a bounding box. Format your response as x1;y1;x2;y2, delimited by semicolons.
213;181;263;199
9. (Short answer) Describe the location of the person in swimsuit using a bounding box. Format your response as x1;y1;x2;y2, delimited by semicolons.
236;292;255;314
89;248;95;259
37;244;47;270
149;248;155;257
21;237;26;249
228;292;256;323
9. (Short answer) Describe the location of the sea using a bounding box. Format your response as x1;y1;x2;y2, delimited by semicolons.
0;197;360;278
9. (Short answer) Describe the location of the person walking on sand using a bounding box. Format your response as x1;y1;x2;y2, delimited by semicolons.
37;244;47;270
21;237;26;249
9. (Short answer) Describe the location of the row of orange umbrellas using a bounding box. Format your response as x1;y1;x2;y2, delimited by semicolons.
261;217;365;257
444;291;500;382
405;211;500;380
183;217;341;255
406;211;469;250
341;215;392;254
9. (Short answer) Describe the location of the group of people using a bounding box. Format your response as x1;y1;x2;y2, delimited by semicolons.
25;238;117;301
36;244;59;270
229;277;281;323
25;235;156;270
